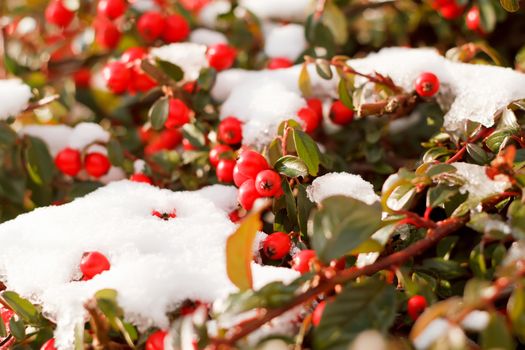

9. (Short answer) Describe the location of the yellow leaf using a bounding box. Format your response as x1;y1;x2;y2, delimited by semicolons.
349;238;384;255
226;212;262;291
298;63;312;98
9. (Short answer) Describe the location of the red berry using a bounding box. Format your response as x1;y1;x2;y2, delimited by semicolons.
466;6;482;32
130;173;152;184
103;61;131;94
267;57;293;70
165;98;191;129
407;295;427;321
307;98;323;121
238;179;261;210
130;67;156;93
137;12;165;41
80;251;110;280
145;129;182;155
415;72;440;97
217;159;236;183
263;232;291;260
312;300;327;327
55;148;82;176
182;138;198;151
41;339;57;350
162;14;190;43
329;257;346;270
233;150;269;187
209;144;233;167
85;152;111;178
45;0;75;28
122;47;148;63
182;81;197;94
297;106;321;134
255;169;282;197
152;210;176;219
146;330;167;350
218;116;243;145
329;100;354;126
439;2;464;19
95;18;121;49
229;209;242;223
206;43;237;71
97;0;127;19
291;250;316;274
73;68;91;88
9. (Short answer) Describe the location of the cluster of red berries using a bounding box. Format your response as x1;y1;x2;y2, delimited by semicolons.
415;72;440;98
298;98;355;134
431;0;483;33
55;148;111;178
94;0;128;49
103;47;156;94
137;11;190;43
45;0;76;28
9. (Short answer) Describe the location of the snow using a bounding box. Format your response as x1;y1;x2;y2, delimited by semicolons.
68;122;110;149
198;1;231;28
452;162;511;201
239;0;310;21
189;28;227;46
0;79;32;120
264;24;306;61
0;181;297;349
412;318;451;350
219;78;306;146
461;310;489;331
306;172;379;205
150;43;209;82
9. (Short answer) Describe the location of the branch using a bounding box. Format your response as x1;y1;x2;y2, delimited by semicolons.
211;215;468;347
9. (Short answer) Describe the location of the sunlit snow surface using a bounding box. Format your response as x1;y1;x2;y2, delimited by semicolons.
306;172;379;205
0;181;298;349
0;79;32;120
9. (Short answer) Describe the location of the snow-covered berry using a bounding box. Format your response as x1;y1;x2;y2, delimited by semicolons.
80;251;111;280
130;173;152;184
415;72;440;97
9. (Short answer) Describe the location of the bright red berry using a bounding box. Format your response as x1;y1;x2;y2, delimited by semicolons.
182;81;197;94
415;72;440;97
263;232;291;260
312;300;327;327
217;159;236;183
162;14;190;43
85;152;111;178
95;18;121;49
407;295;427;321
103;61;131;94
238;179;261;210
121;47;148;63
207;43;237;71
55;148;82;176
233;150;269;187
146;330;167;350
218;116;243;145
97;0;127;19
41;339;57;350
297;106;321;134
307;98;323;121
137;12;165;41
439;2;464;20
329;100;354;126
130;67;156;93
165;98;191;129
130;173;152;184
291;250;317;274
209;144;233;167
267;57;293;70
466;6;482;32
73;68;91;88
80;251;111;280
145;129;182;155
229;209;242;223
45;0;75;28
255;169;282;197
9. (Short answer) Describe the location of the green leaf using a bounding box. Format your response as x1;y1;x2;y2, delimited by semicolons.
149;97;170;131
478;0;497;32
481;313;514;350
313;279;396;350
508;286;525;342
226;212;262;291
107;139;124;166
425;163;457;178
24;136;54;185
466;143;489;164
315;59;333;80
196;67;217;91
0;122;17;146
155;59;184;82
417;258;468;280
427;184;459;208
293;129;321;176
337;78;353;110
274;155;308;178
322;2;348;45
182;124;206;148
500;0;519;11
298;63;312;98
485;127;518;153
0;314;6;338
308;196;383;263
1;291;39;324
423;147;450;163
297;184;315;237
9;317;25;340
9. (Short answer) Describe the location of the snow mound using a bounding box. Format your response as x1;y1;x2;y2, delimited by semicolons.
452;162;511;200
150;43;209;82
189;28;227;46
239;0;310;21
219;78;306;146
306;172;379;205
0;79;32;120
0;181;297;349
264;24;306;61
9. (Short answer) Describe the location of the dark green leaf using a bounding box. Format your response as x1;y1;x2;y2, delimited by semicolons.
308;196;383;263
485;127;518;153
107;139;124;166
315;59;333;80
338;78;353;110
427;184;459;208
0;122;17;146
9;317;25;341
293;129;321;176
508;286;525;342
274;156;308;178
466;143;489;164
182;124;206;148
149;97;170;131
1;291;39;324
155;59;183;82
417;258;468;280
0;314;6;338
313;279;396;350
425;163;457;178
297;184;315;237
24;136;54;186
